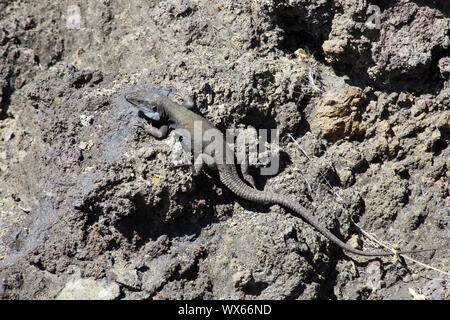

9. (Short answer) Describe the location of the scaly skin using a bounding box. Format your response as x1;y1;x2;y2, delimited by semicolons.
125;89;434;257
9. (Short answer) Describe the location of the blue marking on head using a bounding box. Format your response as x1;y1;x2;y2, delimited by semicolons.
139;106;161;121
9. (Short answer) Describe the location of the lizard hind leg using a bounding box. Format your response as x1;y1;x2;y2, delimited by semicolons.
193;153;217;175
242;172;256;189
240;157;256;188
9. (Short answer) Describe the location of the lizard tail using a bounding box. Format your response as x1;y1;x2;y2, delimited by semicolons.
219;169;434;257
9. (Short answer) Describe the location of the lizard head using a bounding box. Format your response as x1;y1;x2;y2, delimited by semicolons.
125;90;165;121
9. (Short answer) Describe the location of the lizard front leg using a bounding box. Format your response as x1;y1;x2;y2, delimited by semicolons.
182;96;195;110
141;122;169;139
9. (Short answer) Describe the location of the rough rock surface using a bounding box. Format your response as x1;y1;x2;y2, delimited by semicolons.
56;278;120;300
314;86;367;141
0;0;448;300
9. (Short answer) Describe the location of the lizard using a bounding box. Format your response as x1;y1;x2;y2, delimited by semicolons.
125;88;436;257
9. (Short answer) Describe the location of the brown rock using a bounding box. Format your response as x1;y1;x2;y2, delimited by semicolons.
314;86;366;141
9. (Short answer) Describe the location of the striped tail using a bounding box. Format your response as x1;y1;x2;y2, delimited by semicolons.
219;169;433;257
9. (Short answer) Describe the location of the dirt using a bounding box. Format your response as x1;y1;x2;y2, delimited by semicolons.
0;0;448;300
